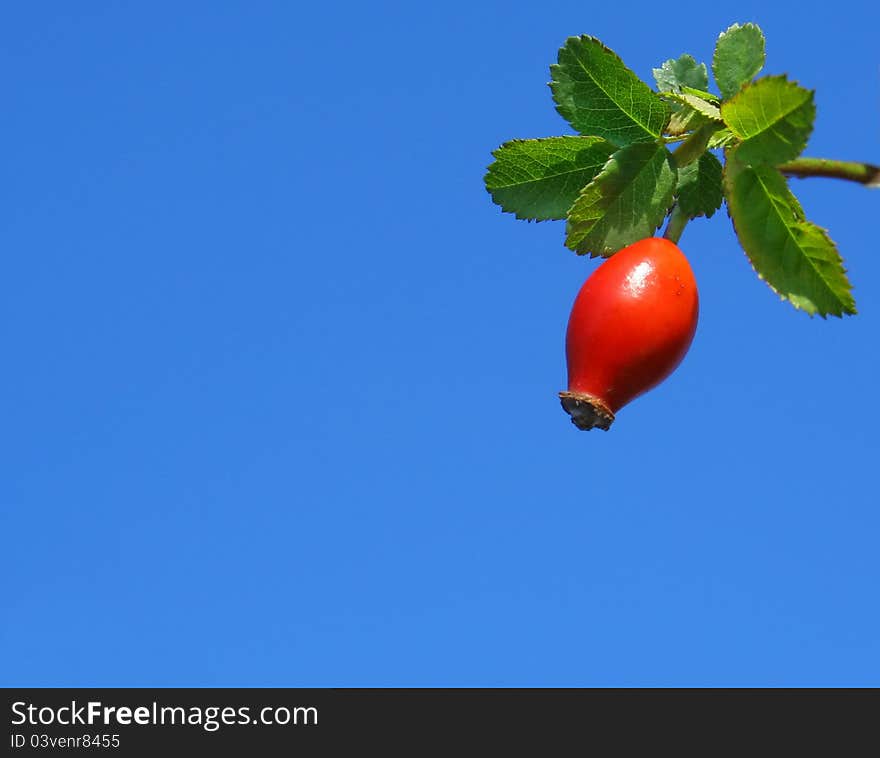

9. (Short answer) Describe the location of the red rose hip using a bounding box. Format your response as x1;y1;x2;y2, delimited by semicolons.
560;237;699;431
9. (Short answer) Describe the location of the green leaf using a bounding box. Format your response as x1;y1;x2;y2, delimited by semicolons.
550;35;669;147
708;128;738;149
720;76;815;165
665;93;723;135
565;142;677;257
667;105;708;136
653;54;709;93
724;155;856;317
663;92;723;120
680;86;720;104
484;137;617;221
713;22;766;99
676;152;723;219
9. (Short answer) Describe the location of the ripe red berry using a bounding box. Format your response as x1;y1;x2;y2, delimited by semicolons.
560;237;699;431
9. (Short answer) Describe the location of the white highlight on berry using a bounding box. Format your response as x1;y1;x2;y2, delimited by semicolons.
624;260;653;296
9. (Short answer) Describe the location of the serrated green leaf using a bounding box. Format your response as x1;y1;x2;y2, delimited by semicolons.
667;105;709;136
665;93;723;135
724;155;855;317
677;152;723;219
721;76;815;165
680;86;720;104
565;142;677;257
550;35;669;147
484;137;617;221
663;93;723;121
653;54;709;94
713;23;766;99
666;108;709;137
708;128;738;149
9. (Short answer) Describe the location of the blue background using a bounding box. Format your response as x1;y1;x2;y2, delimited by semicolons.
2;2;878;686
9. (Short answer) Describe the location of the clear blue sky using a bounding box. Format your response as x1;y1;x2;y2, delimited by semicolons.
2;2;878;686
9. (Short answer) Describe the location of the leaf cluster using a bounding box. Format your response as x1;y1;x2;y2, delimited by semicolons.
484;23;855;316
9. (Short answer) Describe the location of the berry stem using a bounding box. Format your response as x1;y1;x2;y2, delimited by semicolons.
671;122;721;168
663;205;689;244
778;157;880;187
